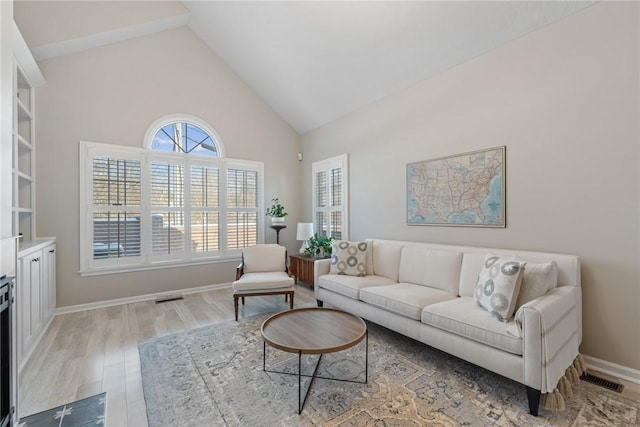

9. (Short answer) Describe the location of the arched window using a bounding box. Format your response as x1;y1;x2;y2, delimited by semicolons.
143;114;226;157
79;115;262;275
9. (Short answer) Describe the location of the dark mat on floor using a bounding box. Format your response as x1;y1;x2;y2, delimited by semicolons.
19;393;106;427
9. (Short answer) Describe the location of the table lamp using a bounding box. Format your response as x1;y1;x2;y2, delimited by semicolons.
296;222;314;254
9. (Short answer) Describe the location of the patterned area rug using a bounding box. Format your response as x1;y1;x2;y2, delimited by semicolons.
19;393;106;426
139;314;638;427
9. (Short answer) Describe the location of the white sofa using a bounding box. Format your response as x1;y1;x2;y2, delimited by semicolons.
314;238;581;416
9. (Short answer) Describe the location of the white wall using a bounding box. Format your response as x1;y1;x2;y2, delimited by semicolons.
34;27;301;307
14;0;188;48
302;3;640;370
0;0;13;240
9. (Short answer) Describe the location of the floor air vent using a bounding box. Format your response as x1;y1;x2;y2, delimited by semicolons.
581;372;624;393
155;294;184;304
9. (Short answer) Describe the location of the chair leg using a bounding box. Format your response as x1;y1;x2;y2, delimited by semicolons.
234;296;239;321
289;292;294;310
285;294;288;302
242;296;245;305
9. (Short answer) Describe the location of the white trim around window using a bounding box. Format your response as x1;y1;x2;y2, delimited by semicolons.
143;113;226;157
79;140;263;276
312;153;349;240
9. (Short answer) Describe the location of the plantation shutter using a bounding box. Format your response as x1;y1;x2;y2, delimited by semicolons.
84;146;145;270
150;158;186;259
226;164;260;250
190;164;220;254
80;141;263;275
312;154;348;240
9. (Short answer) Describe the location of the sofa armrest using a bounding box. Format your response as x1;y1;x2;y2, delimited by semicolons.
314;259;331;298
518;285;581;393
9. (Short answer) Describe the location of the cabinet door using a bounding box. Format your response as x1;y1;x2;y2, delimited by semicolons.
42;244;56;320
17;256;30;362
28;252;42;345
18;251;42;359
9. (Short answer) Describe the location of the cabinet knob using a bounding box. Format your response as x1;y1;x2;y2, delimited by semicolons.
49;249;55;253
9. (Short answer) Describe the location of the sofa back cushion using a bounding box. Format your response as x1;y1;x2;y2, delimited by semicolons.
459;253;487;297
399;247;462;294
515;260;558;309
372;243;403;281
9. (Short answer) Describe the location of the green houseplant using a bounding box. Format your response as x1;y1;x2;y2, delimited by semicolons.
266;198;288;224
304;233;333;258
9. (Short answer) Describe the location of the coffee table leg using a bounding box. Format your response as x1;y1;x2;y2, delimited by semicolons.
298;352;324;414
298;351;302;414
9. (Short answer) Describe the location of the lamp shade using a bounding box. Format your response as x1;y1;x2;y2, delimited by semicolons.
296;222;314;240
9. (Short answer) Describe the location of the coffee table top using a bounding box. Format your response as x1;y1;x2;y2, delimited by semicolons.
261;307;367;355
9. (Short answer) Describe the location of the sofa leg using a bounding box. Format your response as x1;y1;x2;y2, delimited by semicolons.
526;386;541;416
316;299;323;307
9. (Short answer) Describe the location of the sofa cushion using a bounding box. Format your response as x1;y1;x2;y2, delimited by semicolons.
459;253;487;297
422;297;522;355
372;243;403;281
365;239;374;275
474;256;526;322
398;247;462;294
360;283;456;320
317;274;396;300
516;260;558;309
330;240;368;276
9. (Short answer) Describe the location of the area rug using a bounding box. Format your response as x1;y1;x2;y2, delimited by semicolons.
139;314;639;427
19;393;106;426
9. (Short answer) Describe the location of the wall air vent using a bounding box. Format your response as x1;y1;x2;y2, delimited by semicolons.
155;294;184;304
581;372;625;393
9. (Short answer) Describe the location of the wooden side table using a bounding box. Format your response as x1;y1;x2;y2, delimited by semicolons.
289;254;321;288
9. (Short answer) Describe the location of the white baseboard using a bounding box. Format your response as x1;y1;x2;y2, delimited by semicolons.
18;313;55;373
54;282;232;315
583;354;640;385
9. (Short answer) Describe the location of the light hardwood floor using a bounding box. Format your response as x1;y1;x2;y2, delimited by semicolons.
18;285;317;426
18;285;640;426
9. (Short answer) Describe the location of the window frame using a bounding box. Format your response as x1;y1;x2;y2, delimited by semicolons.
312;153;349;240
79;140;264;276
143;114;226;158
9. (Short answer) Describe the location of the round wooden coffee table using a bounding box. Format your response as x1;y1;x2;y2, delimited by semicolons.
261;307;368;414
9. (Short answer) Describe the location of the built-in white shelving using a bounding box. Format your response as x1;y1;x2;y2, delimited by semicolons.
12;64;35;242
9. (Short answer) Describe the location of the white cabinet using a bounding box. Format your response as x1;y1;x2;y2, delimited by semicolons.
16;239;55;371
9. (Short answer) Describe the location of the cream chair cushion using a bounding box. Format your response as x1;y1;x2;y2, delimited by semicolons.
242;244;287;273
233;272;294;292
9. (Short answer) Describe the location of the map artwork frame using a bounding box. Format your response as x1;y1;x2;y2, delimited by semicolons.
407;146;505;227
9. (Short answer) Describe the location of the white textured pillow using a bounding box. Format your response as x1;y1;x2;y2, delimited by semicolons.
475;255;526;322
330;241;368;276
515;261;558;309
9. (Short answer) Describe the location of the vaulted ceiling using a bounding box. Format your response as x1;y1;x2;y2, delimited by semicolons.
15;1;595;134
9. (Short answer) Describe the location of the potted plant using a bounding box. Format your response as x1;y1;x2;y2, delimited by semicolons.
266;198;288;225
304;233;333;258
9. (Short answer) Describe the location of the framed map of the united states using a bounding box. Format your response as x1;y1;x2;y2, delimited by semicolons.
407;146;505;227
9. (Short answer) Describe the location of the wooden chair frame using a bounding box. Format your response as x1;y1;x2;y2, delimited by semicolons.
233;249;294;321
